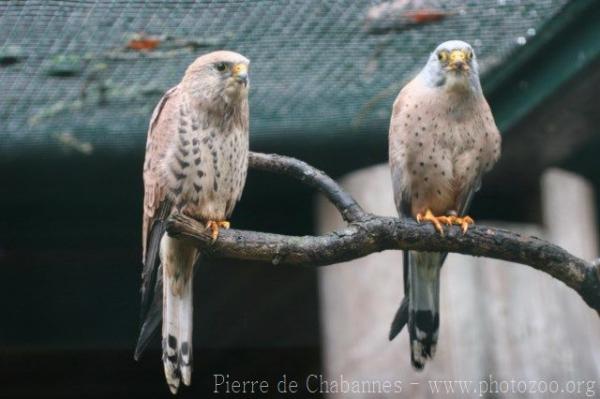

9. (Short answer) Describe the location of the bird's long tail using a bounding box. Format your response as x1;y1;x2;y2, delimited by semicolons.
161;235;196;394
407;251;441;370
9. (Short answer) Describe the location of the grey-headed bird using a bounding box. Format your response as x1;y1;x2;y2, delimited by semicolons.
135;51;250;393
388;41;501;369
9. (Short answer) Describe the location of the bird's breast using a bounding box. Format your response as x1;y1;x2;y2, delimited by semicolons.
165;115;248;222
400;99;493;214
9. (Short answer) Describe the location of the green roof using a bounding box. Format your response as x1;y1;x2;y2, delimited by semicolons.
0;0;581;162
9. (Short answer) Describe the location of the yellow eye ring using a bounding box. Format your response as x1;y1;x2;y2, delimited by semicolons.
437;51;448;62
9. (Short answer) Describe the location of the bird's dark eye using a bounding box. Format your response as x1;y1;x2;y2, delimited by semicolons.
437;51;448;62
215;62;227;72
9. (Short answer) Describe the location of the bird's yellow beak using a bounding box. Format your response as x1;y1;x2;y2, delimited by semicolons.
231;63;248;85
449;50;470;71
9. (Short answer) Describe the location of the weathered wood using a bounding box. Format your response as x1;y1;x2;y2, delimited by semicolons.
165;152;600;313
168;214;600;310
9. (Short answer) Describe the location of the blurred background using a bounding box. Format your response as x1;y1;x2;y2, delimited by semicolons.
1;0;599;397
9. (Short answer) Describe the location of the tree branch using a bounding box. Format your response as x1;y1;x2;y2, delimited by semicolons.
165;152;600;314
248;152;367;223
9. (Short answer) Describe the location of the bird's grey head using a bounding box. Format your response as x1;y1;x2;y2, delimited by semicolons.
182;50;250;106
421;40;481;93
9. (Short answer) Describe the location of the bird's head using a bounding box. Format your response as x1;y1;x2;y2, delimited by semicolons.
183;50;250;106
423;40;480;93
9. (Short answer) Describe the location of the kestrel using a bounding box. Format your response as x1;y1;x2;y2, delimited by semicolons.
134;51;250;393
388;41;501;369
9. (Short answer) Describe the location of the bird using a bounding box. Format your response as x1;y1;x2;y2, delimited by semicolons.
388;40;501;369
134;50;250;393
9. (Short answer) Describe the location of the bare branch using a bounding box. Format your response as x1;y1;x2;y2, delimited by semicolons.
166;152;600;314
249;152;367;223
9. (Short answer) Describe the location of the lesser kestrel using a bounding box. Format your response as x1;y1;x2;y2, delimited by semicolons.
388;40;501;369
135;51;250;393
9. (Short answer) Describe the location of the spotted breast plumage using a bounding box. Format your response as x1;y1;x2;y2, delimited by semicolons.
135;50;250;394
388;41;501;369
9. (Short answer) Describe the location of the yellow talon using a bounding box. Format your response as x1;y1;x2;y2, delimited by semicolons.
416;209;475;235
416;209;445;235
206;220;230;241
438;215;452;225
218;221;230;229
445;215;474;234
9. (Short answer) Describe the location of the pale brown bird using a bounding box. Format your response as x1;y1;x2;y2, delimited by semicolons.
134;50;250;393
388;40;501;369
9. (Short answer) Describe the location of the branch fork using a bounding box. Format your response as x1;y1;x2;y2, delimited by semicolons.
165;152;600;314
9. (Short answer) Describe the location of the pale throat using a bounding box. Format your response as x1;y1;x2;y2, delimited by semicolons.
444;72;474;93
187;90;236;113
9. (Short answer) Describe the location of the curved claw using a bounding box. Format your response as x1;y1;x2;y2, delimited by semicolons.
445;215;474;234
460;216;474;234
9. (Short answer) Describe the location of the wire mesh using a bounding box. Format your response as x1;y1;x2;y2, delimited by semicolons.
0;0;570;159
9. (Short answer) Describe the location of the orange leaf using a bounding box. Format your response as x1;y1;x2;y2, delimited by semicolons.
404;9;450;24
127;38;161;51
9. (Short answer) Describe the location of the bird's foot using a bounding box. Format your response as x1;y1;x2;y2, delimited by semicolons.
206;220;230;241
443;215;474;234
416;209;448;235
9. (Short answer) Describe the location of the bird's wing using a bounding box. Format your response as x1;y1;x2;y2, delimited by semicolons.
455;96;500;215
388;86;416;341
142;84;179;261
136;85;179;359
389;86;413;220
388;86;414;296
224;101;250;219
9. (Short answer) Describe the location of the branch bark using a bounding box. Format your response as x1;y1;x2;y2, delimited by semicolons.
165;152;600;314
